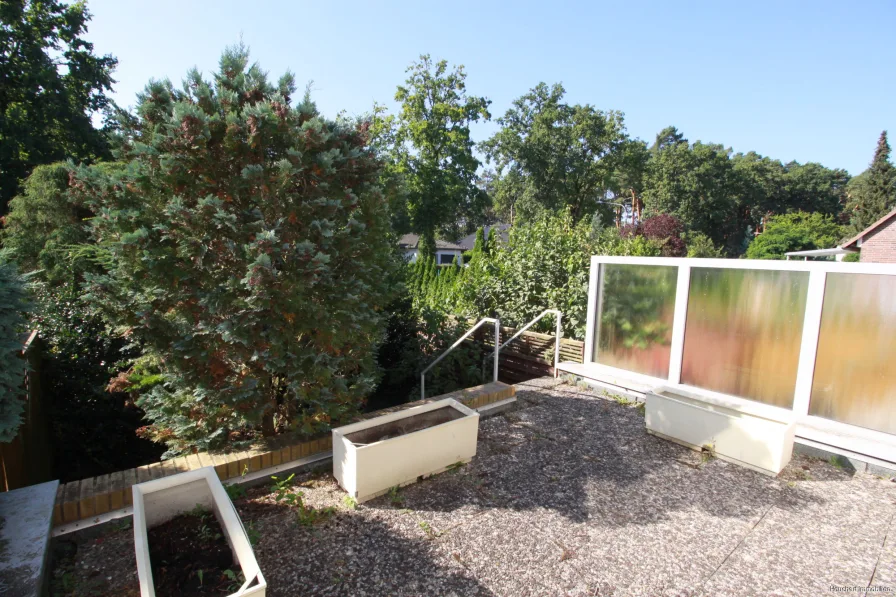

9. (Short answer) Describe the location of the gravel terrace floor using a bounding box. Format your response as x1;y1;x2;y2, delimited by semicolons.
53;377;896;597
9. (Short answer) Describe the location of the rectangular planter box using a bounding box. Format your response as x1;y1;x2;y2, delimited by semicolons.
132;466;266;597
333;398;479;502
645;387;795;476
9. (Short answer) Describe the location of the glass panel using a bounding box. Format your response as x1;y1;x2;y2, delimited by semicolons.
810;273;896;434
681;268;808;407
593;264;678;378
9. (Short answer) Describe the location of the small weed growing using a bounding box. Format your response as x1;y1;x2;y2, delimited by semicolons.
114;518;132;532
343;495;358;510
271;473;301;506
829;455;850;470
225;482;246;501
388;485;404;506
701;443;716;463
246;522;260;546
297;503;336;527
223;569;245;592
418;520;439;539
447;460;467;474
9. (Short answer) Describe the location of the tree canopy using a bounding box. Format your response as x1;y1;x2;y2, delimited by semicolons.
375;55;490;256
482;83;630;224
0;0;117;212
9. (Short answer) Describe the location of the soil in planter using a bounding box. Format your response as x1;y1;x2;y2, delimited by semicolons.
148;507;242;596
346;405;466;445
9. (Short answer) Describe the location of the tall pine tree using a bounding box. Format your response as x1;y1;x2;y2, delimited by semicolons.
847;131;896;233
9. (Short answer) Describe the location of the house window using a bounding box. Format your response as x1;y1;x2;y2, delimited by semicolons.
439;254;456;265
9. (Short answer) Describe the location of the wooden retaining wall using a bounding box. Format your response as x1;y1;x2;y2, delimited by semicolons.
474;324;585;384
54;381;515;526
1;332;52;492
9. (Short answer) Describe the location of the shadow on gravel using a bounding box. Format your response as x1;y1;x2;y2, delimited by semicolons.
238;500;495;597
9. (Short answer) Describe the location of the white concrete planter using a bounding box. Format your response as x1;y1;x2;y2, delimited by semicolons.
333;398;479;502
132;467;266;597
645;387;795;476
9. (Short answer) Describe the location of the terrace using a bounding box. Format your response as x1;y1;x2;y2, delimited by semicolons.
1;255;890;596
55;377;896;596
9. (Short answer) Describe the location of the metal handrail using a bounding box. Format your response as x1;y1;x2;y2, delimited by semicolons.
421;317;499;401
498;309;563;377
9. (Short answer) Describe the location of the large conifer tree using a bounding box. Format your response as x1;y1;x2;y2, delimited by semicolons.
78;47;396;454
847;131;896;232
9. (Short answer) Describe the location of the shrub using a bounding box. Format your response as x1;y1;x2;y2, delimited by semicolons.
368;291;488;410
408;211;663;341
640;214;687;257
684;232;725;258
30;282;163;480
79;47;396;454
0;258;32;442
746;212;845;260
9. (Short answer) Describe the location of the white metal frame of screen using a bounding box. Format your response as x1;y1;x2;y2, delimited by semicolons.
572;255;896;464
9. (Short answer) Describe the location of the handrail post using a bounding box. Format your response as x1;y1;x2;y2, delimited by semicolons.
554;312;562;377
421;317;498;401
493;319;500;382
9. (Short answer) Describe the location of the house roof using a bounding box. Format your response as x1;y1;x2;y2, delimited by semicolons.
397;234;465;251
457;223;510;251
842;207;896;249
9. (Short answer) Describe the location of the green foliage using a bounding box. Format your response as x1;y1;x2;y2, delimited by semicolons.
29;282;161;480
3;161;159;479
2;162;126;284
746;212;845;260
3;163;80;282
641;130;849;255
224;482;246;502
846;131;896;233
482;83;629;224
79;46;396;455
0;258;31;442
404;213;666;341
271;473;299;506
643;136;746;253
0;0;117;211
843;252;860;262
374;55;491;254
684;232;724;258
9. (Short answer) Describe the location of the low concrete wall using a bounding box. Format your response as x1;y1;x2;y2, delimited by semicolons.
53;381;515;526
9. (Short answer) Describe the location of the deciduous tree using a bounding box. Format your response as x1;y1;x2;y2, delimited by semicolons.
376;56;490;256
0;0;116;211
482;83;628;224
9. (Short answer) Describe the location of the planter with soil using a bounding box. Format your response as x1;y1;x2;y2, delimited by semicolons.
133;467;266;596
333;398;479;502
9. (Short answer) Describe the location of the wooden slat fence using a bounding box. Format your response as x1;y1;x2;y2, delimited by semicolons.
472;323;584;384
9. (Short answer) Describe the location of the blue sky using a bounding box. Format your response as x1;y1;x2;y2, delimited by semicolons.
83;0;894;175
